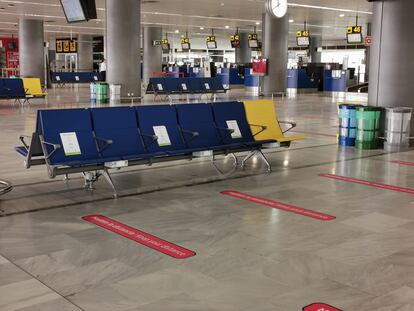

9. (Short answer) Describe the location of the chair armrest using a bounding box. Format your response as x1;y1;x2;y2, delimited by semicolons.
180;129;199;144
40;140;61;159
249;124;267;137
95;137;113;154
140;133;158;148
19;135;31;150
279;121;297;134
215;126;234;139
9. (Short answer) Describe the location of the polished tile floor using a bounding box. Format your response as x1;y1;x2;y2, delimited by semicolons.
0;87;413;310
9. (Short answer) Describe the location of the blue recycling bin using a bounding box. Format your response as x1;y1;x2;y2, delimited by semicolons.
338;104;361;146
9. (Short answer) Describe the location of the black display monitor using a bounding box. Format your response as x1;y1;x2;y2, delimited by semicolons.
347;33;363;44
248;39;258;48
207;41;217;49
231;40;240;48
181;43;191;51
60;0;97;23
162;43;170;53
297;36;310;47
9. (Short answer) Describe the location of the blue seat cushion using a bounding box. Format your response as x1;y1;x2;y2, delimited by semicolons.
136;105;187;153
40;109;101;165
212;101;256;144
91;107;147;158
176;104;224;149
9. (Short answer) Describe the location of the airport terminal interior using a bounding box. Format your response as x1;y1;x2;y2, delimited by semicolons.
1;0;414;310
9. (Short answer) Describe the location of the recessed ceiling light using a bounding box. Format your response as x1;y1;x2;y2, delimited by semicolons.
220;2;225;6
255;21;260;25
225;25;229;29
339;14;345;17
175;29;179;33
289;19;294;23
200;27;204;30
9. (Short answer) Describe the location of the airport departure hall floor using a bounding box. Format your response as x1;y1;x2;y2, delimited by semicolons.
0;88;414;311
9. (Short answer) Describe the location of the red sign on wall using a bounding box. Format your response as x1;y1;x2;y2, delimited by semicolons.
252;58;268;76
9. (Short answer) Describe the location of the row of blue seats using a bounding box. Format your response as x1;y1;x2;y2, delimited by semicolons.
16;102;275;197
146;77;226;96
51;72;105;84
0;78;26;100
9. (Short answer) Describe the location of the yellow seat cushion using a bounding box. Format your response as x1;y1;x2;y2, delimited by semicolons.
23;78;47;96
243;100;304;142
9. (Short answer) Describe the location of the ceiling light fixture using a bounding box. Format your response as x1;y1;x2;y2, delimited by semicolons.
288;3;372;15
339;14;345;17
289;19;294;23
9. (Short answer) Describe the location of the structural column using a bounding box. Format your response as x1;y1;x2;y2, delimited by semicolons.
368;0;414;135
364;22;371;83
261;12;288;96
77;34;94;71
309;35;322;63
106;0;141;97
235;33;251;64
143;26;162;85
19;19;44;84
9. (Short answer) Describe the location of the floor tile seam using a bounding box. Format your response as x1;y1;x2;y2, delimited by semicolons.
0;252;86;311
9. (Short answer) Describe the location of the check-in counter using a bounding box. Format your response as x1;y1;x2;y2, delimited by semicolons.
324;69;347;95
216;68;230;88
244;68;260;93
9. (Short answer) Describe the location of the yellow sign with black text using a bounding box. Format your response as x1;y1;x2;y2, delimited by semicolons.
248;34;258;40
347;26;362;34
56;39;77;53
296;30;309;37
181;38;190;44
230;34;240;41
206;35;216;42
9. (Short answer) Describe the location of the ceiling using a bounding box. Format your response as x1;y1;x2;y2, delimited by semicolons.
0;0;373;43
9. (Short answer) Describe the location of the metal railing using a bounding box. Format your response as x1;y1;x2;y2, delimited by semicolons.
0;180;12;196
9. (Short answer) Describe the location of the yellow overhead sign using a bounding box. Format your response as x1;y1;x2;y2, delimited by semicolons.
347;26;362;34
296;30;309;37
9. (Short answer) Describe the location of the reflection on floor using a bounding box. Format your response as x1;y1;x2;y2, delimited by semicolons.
1;87;414;311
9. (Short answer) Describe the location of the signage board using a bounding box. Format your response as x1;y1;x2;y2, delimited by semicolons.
252;58;268;76
230;34;240;48
56;39;77;53
347;26;363;44
206;35;217;49
181;37;191;50
296;30;310;47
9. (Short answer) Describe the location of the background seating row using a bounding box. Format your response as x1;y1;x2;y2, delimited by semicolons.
0;78;46;104
16;101;303;197
146;77;227;98
51;72;105;84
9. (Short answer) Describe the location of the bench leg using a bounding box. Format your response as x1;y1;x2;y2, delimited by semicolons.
82;171;98;191
241;150;257;169
230;153;238;167
257;150;272;172
211;154;237;176
102;169;118;199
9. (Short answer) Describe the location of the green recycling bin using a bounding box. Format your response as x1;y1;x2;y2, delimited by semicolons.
96;82;109;101
355;106;382;149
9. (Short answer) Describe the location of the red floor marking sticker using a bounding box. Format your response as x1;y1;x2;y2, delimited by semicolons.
303;303;342;311
319;173;414;195
83;215;196;259
392;160;414;167
221;191;336;221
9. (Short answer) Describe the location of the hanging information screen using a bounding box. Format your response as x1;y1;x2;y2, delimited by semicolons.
206;35;217;49
248;33;258;48
181;37;191;51
296;30;310;47
56;38;77;53
230;34;240;48
347;26;363;44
